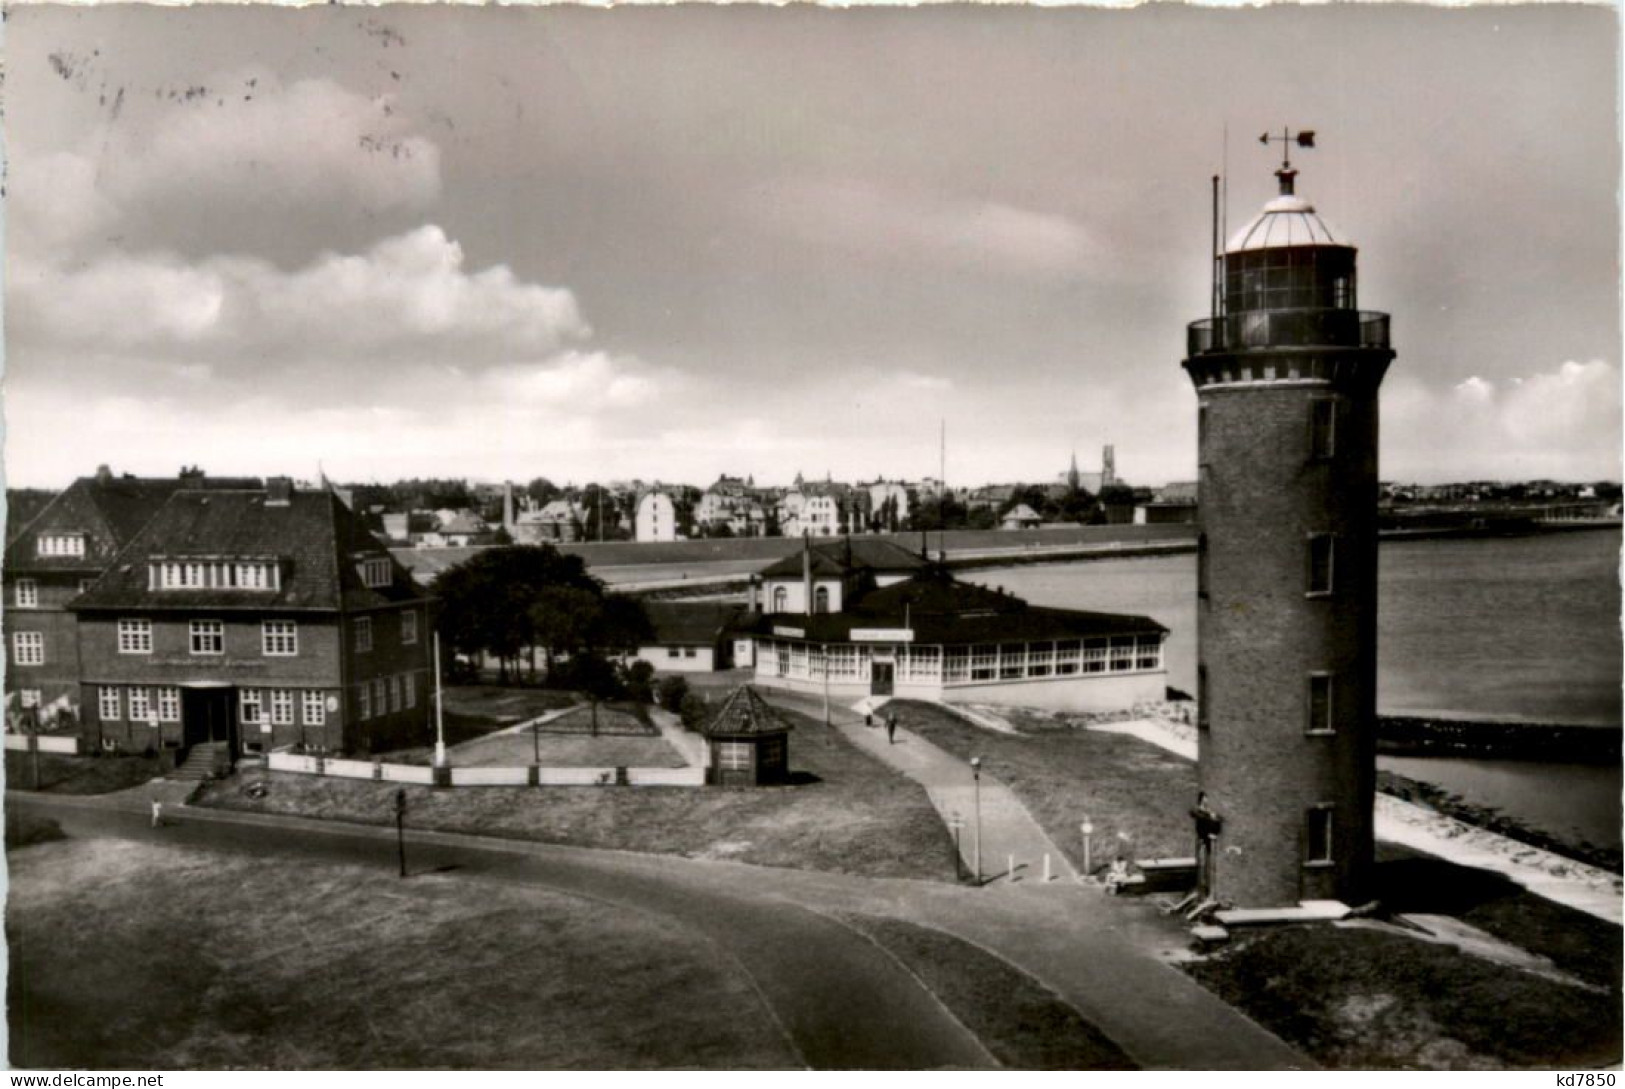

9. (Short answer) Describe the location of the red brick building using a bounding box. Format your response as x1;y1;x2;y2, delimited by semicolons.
3;468;256;730
1183;147;1394;908
71;478;433;758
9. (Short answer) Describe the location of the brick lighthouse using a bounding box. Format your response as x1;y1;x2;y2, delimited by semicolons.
1182;131;1394;908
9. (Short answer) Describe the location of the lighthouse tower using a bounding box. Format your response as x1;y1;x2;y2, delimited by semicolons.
1182;134;1394;908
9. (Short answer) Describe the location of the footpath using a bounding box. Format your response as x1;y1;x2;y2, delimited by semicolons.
766;690;1078;886
11;783;1311;1071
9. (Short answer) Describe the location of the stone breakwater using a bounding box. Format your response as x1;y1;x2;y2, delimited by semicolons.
1017;703;1622;925
1377;715;1620;764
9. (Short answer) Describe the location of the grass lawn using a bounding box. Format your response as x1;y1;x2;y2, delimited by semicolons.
1185;922;1621;1069
441;684;579;723
198;705;956;882
890;700;1197;871
3;752;163;795
838;914;1136;1070
7;836;797;1069
534;702;656;736
451;731;684;769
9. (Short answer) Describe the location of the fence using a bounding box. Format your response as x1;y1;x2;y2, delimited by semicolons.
4;734;78;754
266;749;701;788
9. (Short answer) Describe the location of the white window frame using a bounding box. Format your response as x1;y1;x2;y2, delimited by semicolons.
373;678;388;715
718;740;751;772
361;557;393;588
190;619;225;656
388;675;401;714
404;675;417;709
14;579;39;609
302;690;326;727
240;689;262;725
18;689;41;709
262;621;298;657
128;687;153;722
1109;637;1137;672
1307;673;1336;736
358;684;372;721
1306;806;1335;865
1136;634;1163;671
37;534;85;558
1082;639;1108;674
99;687;122;721
1307;533;1336;597
12;631;44;666
270;689;294;726
401;610;419;646
117;619;153;655
355;616;373;653
157;687;181;723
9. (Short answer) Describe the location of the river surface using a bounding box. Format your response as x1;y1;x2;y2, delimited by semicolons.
969;529;1622;852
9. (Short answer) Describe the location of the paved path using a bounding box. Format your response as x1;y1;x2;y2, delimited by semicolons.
10;788;1312;1070
766;690;1079;885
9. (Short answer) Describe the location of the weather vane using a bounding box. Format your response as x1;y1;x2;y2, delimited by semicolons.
1259;127;1317;171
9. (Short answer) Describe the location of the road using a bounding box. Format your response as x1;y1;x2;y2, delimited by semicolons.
9;790;1312;1070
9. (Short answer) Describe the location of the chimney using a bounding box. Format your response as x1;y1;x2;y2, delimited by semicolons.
802;533;813;616
94;464;113;485
503;481;515;532
267;477;294;507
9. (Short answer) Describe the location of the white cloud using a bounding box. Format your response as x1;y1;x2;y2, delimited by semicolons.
10;225;587;369
1386;361;1621;481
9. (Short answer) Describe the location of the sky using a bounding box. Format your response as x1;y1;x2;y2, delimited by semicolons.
4;3;1620;489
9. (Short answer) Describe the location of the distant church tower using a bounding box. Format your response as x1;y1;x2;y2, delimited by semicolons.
1100;445;1116;489
1182;132;1394;908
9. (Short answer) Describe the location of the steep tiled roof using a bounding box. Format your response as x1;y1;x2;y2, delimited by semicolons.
757;538;927;579
701;685;793;738
72;487;426;613
644;601;746;646
6;474;258;575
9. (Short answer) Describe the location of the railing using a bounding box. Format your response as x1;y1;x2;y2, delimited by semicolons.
1187;309;1390;355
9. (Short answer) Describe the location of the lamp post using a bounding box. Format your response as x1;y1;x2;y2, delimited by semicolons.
949;815;965;881
969;755;983;886
393;787;408;879
821;643;832;745
432;633;447;768
1081;817;1095;877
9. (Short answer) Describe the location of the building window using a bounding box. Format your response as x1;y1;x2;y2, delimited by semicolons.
355;617;373;653
1082;639;1108;674
404;675;417;710
772;587;788;613
1306;806;1334;865
401;610;418;645
155;559;279;591
373;678;387;716
1308;673;1335;735
37;534;85;558
718;741;751;772
969;644;998;682
1307;534;1335;596
999;644;1025;681
99;687;122;721
361;557;393;588
1109;637;1137;672
157;687;181;723
241;689;262;725
814;586;830;614
358;684;372;721
684;647;697;659
262;621;298;656
128;687;153;722
117;620;152;655
388;676;402;714
302;690;326;727
1054;640;1082;675
12;632;44;666
1310;399;1336;459
190;620;225;655
14;580;39;609
1136;634;1162;671
270;690;294;726
18;690;41;709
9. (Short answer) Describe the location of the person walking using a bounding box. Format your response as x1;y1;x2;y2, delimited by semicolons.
150;800;163;829
885;713;897;745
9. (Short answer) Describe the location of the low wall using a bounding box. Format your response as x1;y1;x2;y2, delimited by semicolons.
943;672;1167;714
5;734;80;754
265;749;696;788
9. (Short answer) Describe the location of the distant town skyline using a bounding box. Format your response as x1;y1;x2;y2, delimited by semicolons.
5;5;1619;490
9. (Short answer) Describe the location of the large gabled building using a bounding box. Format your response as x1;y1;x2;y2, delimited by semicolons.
70;478;433;759
3;467;258;729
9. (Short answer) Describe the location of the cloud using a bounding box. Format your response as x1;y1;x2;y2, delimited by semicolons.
9;72;442;259
753;178;1093;276
1386;361;1621;481
9;225;588;371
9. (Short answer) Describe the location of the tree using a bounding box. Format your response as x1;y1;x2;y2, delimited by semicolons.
657;675;690;714
433;545;602;683
622;659;656;704
526;477;561;506
678;692;709;731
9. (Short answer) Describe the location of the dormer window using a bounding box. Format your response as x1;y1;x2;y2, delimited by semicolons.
359;556;392;589
151;558;281;591
38;534;85;559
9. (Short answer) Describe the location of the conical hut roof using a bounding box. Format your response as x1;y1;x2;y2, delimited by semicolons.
701;685;793;738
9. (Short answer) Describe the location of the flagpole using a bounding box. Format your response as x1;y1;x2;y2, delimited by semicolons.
433;632;447;767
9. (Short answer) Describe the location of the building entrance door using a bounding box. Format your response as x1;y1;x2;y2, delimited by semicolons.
871;661;894;697
182;687;238;756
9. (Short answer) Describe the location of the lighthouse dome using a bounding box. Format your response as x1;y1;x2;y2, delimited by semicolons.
1226;192;1347;253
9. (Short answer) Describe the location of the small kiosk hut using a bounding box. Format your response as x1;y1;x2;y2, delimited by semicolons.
701;686;792;787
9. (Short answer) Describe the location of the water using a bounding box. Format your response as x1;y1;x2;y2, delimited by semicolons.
971;529;1621;853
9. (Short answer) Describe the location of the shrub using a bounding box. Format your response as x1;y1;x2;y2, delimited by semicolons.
678;691;709;731
622;659;656;704
656;675;690;714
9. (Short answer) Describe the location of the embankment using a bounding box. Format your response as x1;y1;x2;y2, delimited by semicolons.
1377;716;1620;764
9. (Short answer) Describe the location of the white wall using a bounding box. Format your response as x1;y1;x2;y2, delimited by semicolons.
761;575;843;615
944;671;1165;713
638;644;717;673
636;493;678;542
